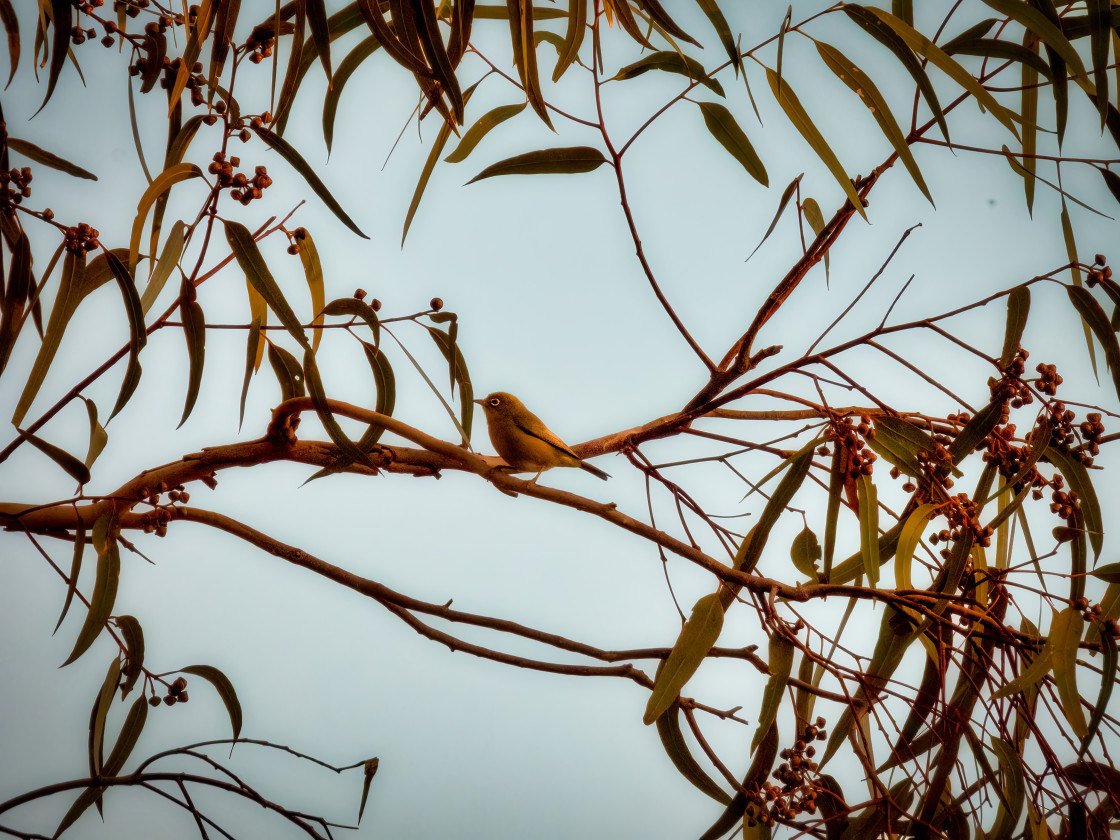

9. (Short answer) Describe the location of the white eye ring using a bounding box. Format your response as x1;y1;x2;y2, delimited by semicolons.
489;398;501;407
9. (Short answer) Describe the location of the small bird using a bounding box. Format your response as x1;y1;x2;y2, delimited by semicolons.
474;392;610;481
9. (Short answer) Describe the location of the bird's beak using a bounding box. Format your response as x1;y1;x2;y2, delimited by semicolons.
472;399;484;406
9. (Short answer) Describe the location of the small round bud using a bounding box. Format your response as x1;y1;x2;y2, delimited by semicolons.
149;695;161;706
430;297;443;311
354;288;366;300
371;299;382;311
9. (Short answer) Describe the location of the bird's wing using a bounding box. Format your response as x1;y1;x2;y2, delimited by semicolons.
513;415;580;459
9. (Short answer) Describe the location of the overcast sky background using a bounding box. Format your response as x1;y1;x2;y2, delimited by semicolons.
2;2;1118;838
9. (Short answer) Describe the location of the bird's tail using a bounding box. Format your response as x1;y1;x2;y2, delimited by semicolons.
580;461;610;480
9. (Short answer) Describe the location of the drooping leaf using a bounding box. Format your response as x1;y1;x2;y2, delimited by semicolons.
445;102;527;163
857;473;880;585
1044;445;1103;561
225;220;309;350
54;525;85;634
102;250;148;421
128;162;202;275
181;664;243;739
358;757;380;822
894;503;938;591
79;396;108;470
506;0;553;129
692;0;737;73
466;146;607;184
0;0;18;87
18;429;90;486
239;315;261;429
978;0;1088;83
62;514;119;667
115;614;145;697
801;196;828;282
294;230;325;353
815;40;932;205
268;343;306;402
655;700;732;804
303;346;376;467
869;6;1022;138
614;51;724;96
412;0;464;124
1050;607;1088;740
38;0;72;112
552;0;586;81
644;592;725;725
178;280;206;428
751;634;794;754
141;220;186;315
426;324;473;446
696;102;767;186
747;174;803;262
323;36;381;154
738;443;815;574
790;525;821;582
822;442;843;581
306;0;332;79
252;125;368;238
1001;286;1030;368
949;399;1003;465
1068;284;1120;403
842;4;950;144
766;67;864;220
6;137;96;180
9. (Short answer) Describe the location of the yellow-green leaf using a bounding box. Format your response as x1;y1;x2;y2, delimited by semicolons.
7;137;96;180
62;514;119;667
751;635;794;754
18;428;90;486
696;101;767;186
178;281;205;428
358;757;380;822
615;51;724;97
323;36;381;154
445;102;527;164
128;163;202;275
766;67;864;220
1050;607;1087;739
1001;286;1030;368
858;473;879;585
895;502;938;590
141;220;186;315
655;701;732;804
225;220;309;350
466;146;607;184
644;592;725;725
181;664;243;739
815;40;932;205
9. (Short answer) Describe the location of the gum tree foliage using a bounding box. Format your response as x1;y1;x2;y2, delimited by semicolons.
1;1;1120;838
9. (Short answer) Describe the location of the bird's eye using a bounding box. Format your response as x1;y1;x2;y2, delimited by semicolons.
489;398;501;407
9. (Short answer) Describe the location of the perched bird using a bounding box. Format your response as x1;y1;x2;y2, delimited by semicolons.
474;392;610;481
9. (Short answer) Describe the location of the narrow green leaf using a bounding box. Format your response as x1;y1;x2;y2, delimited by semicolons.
815;40;932;205
101;692;147;781
692;0;737;73
102;250;148;421
738;443;815;574
0;0;19;87
306;0;332;79
303;347;376;467
178;281;206;428
644;592;725;725
978;0;1088;83
54;524;85;634
614;51;724;97
943;38;1053;80
181;664;243;739
323;36;381;154
225;221;309;350
362;341;395;432
506;0;553;128
1050;607;1088;739
1001;286;1030;369
0;228;30;377
466;146;607;184
115;615;145;697
38;0;72;113
323;297;380;345
18;429;91;486
412;0;464;124
426;325;473;446
822;441;843;581
295;231;325;354
751;635;794;754
1045;447;1103;563
62;514;119;667
268;343;306;402
992;646;1051;700
747;173;803;262
140;220;186;315
445;102;526;164
895;502;938;590
252;125;368;239
273;1;307;129
949;399;1003;465
801;196;828;282
1091;563;1120;584
842;4;950;144
552;0;586;81
655;701;732;804
868;6;1020;140
857;473;879;585
358;757;380;822
696;102;767;186
128;162;202;274
766;67;864;220
1068;284;1120;403
1100;167;1120;206
91;656;121;799
6;137;96;180
988;737;1024;840
1020;40;1039;215
238;315;261;430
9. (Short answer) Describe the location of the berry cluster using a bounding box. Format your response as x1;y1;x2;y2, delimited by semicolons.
1073;596;1120;637
828;416;878;479
113;0;149;17
208;152;272;206
63;223;100;255
149;676;189;707
928;493;994;549
0;165;32;212
1086;254;1112;288
743;719;828;828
